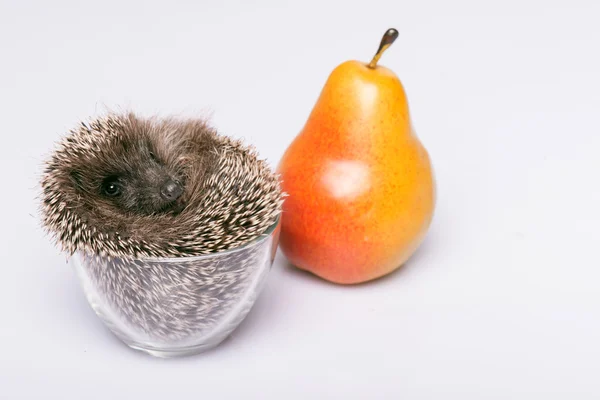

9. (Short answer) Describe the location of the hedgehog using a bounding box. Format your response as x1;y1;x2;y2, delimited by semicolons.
40;112;283;259
39;112;284;342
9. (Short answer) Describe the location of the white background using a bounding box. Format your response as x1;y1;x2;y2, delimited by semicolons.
1;0;599;398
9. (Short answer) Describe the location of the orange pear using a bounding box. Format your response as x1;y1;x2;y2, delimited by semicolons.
277;29;436;284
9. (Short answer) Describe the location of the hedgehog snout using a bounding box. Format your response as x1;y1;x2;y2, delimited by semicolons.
160;179;183;201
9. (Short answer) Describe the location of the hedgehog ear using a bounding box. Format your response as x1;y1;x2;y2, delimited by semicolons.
69;169;84;191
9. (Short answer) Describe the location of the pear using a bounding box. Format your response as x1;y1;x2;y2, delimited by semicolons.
277;29;436;284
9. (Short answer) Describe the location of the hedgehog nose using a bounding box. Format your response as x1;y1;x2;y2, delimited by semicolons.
160;180;183;201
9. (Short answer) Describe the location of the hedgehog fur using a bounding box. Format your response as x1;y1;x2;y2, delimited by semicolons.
40;112;284;259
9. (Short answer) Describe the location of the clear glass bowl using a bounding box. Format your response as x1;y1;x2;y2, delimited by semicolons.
70;218;280;358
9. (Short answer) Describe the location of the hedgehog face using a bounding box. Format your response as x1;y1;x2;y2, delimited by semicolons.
68;135;185;216
97;168;183;215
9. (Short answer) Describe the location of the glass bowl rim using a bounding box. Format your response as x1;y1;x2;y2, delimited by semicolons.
75;214;280;264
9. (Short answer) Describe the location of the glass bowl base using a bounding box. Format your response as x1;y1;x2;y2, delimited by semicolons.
127;341;223;358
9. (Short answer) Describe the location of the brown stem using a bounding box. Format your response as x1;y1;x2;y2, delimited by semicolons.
368;28;399;68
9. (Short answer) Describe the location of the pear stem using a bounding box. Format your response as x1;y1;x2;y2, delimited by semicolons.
368;28;399;69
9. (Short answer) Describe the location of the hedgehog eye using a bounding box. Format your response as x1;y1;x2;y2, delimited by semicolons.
102;179;122;197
